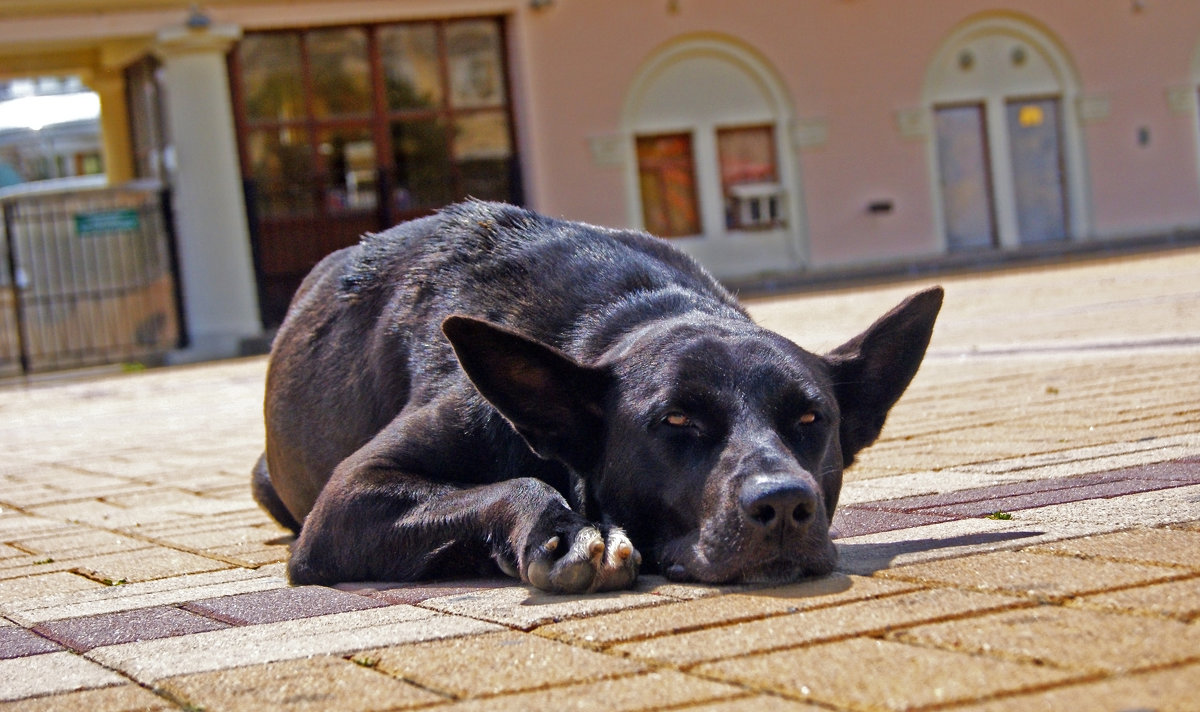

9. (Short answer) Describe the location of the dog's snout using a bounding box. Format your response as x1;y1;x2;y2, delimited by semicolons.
738;474;818;532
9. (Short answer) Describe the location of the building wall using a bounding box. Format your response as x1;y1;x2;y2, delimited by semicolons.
2;0;1199;281
514;0;1200;267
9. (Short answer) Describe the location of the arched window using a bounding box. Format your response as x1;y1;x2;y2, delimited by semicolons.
925;16;1088;251
622;37;806;277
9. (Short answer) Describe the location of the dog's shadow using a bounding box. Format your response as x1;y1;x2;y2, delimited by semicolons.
327;529;1046;605
834;529;1044;576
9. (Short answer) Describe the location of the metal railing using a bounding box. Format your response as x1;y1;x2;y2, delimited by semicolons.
1;179;183;375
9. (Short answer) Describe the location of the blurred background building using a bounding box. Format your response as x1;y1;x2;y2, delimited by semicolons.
1;0;1199;371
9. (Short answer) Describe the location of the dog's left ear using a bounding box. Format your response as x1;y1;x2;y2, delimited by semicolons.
824;286;944;467
442;315;610;472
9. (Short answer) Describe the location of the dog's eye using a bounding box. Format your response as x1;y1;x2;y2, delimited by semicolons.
797;412;818;426
663;412;693;428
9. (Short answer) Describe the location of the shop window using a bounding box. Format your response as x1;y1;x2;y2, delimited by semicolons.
231;16;522;326
717;125;783;230
232;17;520;224
635;133;700;238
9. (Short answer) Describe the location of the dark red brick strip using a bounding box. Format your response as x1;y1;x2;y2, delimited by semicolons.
833;457;1200;538
0;626;63;659
32;606;230;653
338;577;515;605
180;585;387;626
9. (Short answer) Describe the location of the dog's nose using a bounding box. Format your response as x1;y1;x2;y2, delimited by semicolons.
738;473;818;532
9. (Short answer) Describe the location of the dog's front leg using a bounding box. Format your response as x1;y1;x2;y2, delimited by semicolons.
288;463;640;593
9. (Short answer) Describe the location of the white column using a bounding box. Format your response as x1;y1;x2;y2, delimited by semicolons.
155;21;262;361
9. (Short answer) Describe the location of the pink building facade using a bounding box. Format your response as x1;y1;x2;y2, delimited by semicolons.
2;0;1199;347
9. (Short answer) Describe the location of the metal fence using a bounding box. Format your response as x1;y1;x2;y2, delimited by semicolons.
1;179;183;376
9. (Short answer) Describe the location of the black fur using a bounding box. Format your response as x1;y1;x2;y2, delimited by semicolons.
256;201;943;592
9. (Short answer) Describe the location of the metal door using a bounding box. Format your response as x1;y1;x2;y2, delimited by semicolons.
1006;97;1068;244
934;104;998;251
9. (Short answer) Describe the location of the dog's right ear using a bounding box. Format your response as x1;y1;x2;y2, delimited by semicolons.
824;286;943;467
442;316;610;472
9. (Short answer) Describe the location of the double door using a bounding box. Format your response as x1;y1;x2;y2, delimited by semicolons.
934;97;1068;251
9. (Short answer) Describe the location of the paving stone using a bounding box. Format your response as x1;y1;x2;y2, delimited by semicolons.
86;605;500;682
670;696;827;712
893;605;1200;674
1027;527;1200;569
0;651;129;702
340;577;515;605
0;514;73;540
10;529;151;557
831;505;956;537
33;605;229;652
863;473;1125;512
1071;575;1200;621
949;661;1200;712
0;571;103;605
610;587;1025;667
0;544;28;561
537;574;916;647
423;671;744;712
365;630;646;697
923;476;1186;517
876;549;1182;600
206;541;290;567
67;546;232;584
2;567;287;625
417;583;669;630
157;655;446;711
182;585;386;625
696;636;1078;711
29;500;182;529
0;683;176;711
834;516;1054;575
632;574;757;600
1015;483;1200;531
0;627;61;659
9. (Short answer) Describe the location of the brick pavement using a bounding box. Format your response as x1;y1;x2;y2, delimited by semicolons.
1;246;1198;710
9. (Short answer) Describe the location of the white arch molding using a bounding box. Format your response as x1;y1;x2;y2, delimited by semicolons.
923;14;1092;250
619;35;808;278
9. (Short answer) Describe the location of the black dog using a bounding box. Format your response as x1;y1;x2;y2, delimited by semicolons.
252;201;942;593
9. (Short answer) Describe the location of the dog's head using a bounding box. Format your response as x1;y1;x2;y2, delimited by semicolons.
443;287;943;583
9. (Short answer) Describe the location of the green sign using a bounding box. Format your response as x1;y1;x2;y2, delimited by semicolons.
75;209;140;235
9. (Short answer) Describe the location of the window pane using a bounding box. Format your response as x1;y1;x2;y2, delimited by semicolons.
238;34;304;121
247;128;314;217
379;23;442;111
390;118;455;211
717;125;777;189
717;125;782;230
445;20;506;109
307;28;372;118
636;134;700;238
454;111;513;202
318;127;376;213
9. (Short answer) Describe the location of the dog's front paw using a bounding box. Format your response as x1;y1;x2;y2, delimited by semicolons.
525;525;641;594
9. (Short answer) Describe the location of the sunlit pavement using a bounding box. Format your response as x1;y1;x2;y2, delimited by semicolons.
2;246;1198;711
